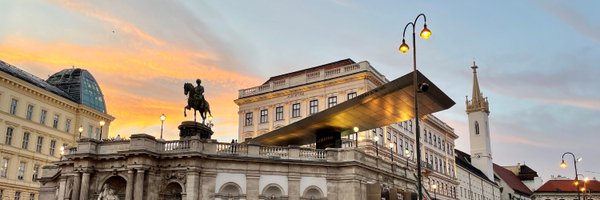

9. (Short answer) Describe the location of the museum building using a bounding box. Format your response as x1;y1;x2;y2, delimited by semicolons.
0;60;114;200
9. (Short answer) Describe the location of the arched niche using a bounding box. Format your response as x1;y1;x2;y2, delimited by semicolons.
261;183;285;199
301;186;324;200
97;176;127;199
162;182;183;200
216;182;244;200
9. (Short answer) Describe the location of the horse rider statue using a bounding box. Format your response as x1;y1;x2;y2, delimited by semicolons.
184;79;212;124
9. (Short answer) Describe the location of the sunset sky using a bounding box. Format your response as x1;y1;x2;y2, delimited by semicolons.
1;1;598;181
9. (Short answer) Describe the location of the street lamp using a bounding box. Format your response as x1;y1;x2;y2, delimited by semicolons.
99;120;105;140
78;126;83;139
404;148;412;177
353;126;359;147
207;116;214;128
160;114;166;140
389;143;395;163
431;183;438;200
400;13;431;200
374;135;380;157
561;152;582;200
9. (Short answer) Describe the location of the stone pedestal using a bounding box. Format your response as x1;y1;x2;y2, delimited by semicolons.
178;121;213;140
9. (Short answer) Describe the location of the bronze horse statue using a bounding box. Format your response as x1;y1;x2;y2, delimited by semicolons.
184;82;212;124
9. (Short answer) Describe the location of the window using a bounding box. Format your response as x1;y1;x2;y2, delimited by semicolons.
475;121;480;135
21;132;30;149
36;136;43;153
65;119;72;133
291;103;301;118
259;109;268;124
52;114;59;128
275;106;284;121
0;158;8;177
408;120;413;132
5;127;13;145
15;191;21;200
32;164;39;181
49;140;56;156
87;125;93;138
40;110;47;125
29;194;34;200
327;96;337;108
26;105;34;120
309;100;318;115
95;128;100;139
17;161;25;180
244;112;253;126
347;92;357;100
386;130;391;141
9;98;18;115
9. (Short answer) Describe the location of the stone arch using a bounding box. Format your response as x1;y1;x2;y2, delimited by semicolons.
97;175;127;199
301;186;324;200
162;182;184;200
261;183;284;199
216;182;244;199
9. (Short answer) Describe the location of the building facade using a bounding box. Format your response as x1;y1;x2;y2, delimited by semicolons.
533;179;600;200
0;61;113;199
235;59;460;200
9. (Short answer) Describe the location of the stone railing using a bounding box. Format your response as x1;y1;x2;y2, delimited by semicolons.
259;146;288;158
299;148;326;160
238;61;386;98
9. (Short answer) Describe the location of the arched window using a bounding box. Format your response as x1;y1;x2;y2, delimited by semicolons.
302;186;324;200
475;121;480;135
262;184;284;199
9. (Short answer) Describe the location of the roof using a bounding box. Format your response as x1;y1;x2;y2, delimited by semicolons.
262;58;356;85
0;60;75;102
494;164;533;196
47;68;107;113
536;180;600;193
249;70;456;146
454;149;496;184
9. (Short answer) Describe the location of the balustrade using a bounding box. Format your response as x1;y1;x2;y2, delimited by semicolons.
259;146;288;158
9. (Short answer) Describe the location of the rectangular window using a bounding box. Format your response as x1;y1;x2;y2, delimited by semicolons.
275;106;284;121
21;132;30;149
408;120;413;132
244;112;253;126
65;119;72;133
291;103;301;118
327;96;337;108
49;140;56;156
88;125;93;138
40;110;47;125
32;164;39;181
15;191;21;200
347;92;357;100
387;130;391;141
95;128;100;139
5;127;13;145
17;161;25;180
9;98;18;115
29;194;34;200
26;105;34;120
36;136;43;153
309;100;318;115
0;158;8;177
52;114;59;129
259;109;268;124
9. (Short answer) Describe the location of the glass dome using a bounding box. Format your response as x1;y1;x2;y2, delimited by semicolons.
47;68;107;113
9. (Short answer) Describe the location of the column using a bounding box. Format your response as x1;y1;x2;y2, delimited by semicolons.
134;169;145;200
79;172;91;200
72;173;81;200
125;169;134;200
186;169;200;200
246;175;260;200
57;176;67;200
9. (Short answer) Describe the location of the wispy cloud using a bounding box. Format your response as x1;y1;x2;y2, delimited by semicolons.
536;1;600;43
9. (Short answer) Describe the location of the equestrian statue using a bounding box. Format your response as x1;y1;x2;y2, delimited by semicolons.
184;79;212;124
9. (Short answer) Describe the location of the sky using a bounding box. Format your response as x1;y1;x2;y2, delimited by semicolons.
0;0;598;182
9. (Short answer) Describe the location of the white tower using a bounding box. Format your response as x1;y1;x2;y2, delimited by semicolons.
466;61;494;180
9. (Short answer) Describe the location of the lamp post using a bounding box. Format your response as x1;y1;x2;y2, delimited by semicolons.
374;135;380;157
431;183;438;200
353;126;359;147
160;114;166;140
561;152;582;200
399;13;431;200
404;148;412;177
78;126;83;139
207;116;214;129
99;120;105;140
389;143;395;171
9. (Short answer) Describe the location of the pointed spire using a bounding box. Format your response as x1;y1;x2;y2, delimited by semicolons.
466;61;489;113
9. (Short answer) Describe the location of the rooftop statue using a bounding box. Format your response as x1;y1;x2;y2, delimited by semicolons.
184;79;212;124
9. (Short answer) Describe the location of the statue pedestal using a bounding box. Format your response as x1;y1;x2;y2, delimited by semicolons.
178;121;213;140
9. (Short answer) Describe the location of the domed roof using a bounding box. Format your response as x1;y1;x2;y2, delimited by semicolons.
47;68;107;113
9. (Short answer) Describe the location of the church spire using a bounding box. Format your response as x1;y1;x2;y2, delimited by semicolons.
466;61;489;113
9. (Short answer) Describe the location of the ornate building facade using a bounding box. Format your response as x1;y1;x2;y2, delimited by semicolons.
0;61;113;200
235;59;460;200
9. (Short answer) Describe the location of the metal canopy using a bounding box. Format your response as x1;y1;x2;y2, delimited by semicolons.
248;70;455;146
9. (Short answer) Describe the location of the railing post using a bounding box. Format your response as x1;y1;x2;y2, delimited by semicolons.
247;144;260;156
202;139;217;154
76;138;99;154
288;145;300;159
